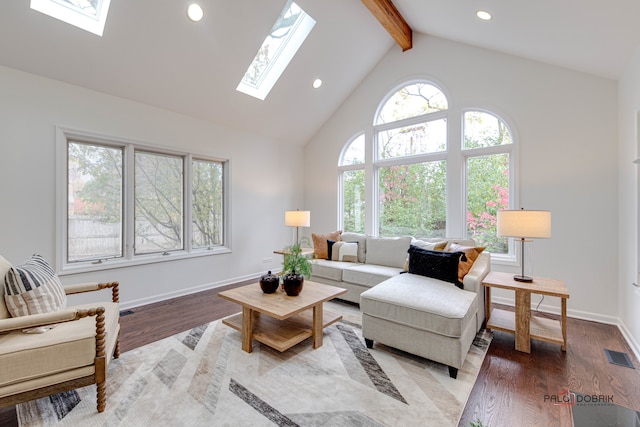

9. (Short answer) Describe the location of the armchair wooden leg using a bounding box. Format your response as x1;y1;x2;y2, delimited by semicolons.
114;339;120;359
96;381;106;412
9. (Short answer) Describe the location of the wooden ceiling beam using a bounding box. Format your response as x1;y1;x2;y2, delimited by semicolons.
361;0;412;51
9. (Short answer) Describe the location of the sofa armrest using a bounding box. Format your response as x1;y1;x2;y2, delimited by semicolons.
0;308;89;333
64;281;119;303
462;252;490;293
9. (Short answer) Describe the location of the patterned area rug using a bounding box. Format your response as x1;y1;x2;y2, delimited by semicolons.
17;301;491;426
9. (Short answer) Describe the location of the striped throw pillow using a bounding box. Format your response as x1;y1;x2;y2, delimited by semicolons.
3;254;67;317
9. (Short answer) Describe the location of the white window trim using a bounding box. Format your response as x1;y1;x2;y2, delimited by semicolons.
55;127;231;275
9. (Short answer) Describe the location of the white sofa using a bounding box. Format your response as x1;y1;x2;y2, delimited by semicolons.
310;233;490;378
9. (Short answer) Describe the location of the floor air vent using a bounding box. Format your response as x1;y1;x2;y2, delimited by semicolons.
119;310;134;317
604;349;635;369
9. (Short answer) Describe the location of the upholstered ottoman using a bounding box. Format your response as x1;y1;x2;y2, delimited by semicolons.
360;273;478;378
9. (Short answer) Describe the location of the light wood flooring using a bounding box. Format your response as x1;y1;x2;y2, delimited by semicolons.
2;280;639;427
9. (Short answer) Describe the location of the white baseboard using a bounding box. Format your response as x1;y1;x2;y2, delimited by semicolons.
491;296;640;362
617;322;640;362
118;272;262;311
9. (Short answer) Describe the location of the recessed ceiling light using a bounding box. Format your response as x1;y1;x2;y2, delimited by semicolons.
187;3;204;22
476;10;492;21
312;78;323;89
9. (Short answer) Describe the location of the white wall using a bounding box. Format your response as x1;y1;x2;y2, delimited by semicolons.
0;66;303;309
305;35;620;325
618;45;640;357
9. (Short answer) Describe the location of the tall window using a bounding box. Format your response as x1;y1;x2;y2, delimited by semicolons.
338;81;515;256
339;134;365;234
134;151;184;254
375;82;449;239
192;159;225;249
464;111;513;253
67;141;123;262
60;130;229;270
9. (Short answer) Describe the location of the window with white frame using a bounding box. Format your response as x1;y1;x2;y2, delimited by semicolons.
339;134;365;234
338;81;515;256
60;129;228;271
375;82;449;239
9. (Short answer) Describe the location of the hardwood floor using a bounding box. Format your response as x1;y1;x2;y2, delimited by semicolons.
2;282;639;427
460;306;640;427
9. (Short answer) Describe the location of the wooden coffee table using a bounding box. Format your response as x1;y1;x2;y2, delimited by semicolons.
218;280;346;353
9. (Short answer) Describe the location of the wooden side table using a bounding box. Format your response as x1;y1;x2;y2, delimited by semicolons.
482;271;570;353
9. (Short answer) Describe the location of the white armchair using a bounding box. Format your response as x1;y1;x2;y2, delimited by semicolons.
0;255;120;413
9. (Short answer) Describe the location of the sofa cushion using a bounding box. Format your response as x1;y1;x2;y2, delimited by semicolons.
0;256;11;320
0;301;120;389
365;236;412;268
360;273;477;338
340;232;367;263
312;231;342;259
311;259;355;282
3;255;67;318
342;264;402;288
331;242;358;262
407;245;465;289
447;243;486;282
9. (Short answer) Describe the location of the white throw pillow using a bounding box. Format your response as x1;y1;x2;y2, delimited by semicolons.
3;254;67;317
365;236;412;268
331;242;359;262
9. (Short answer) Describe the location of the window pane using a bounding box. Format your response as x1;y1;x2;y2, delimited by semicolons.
340;134;365;166
376;83;448;125
378;161;446;238
135;152;184;254
67;142;123;262
342;169;365;233
192;159;224;249
467;154;509;253
464;111;512;149
377;119;446;159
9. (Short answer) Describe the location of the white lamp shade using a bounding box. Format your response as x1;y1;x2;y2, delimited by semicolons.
285;210;310;227
497;210;551;238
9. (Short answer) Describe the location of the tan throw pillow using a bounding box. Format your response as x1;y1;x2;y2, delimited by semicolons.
447;243;486;282
312;231;342;259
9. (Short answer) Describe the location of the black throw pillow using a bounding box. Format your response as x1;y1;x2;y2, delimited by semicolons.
327;240;337;260
407;245;467;289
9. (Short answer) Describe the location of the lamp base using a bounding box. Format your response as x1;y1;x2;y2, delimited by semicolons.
513;275;533;283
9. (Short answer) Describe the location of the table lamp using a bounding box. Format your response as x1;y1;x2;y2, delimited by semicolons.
497;209;551;282
285;210;310;244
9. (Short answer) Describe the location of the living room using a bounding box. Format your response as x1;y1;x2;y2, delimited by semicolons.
1;1;639;426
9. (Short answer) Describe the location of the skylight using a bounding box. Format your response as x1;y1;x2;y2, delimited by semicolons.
236;1;316;100
30;0;111;36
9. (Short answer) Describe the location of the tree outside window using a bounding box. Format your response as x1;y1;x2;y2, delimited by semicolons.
68;141;123;262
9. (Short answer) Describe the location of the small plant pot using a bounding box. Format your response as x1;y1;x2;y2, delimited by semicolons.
283;274;304;296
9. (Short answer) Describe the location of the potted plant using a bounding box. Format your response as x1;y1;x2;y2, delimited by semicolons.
281;240;312;296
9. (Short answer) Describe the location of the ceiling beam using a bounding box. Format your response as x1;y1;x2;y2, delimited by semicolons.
361;0;412;51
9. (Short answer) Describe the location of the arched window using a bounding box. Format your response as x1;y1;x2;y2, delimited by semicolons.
375;82;449;238
338;80;516;257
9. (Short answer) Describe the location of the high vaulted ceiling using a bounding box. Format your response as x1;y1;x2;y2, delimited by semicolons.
1;1;640;146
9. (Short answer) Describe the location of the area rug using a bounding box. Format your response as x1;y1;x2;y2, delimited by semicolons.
17;301;491;426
